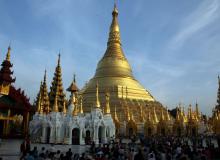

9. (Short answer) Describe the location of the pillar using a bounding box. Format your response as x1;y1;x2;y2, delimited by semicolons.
79;128;85;145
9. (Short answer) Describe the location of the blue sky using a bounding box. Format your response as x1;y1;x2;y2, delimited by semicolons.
0;0;220;115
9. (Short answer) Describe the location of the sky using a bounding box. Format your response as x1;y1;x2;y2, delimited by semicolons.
0;0;220;115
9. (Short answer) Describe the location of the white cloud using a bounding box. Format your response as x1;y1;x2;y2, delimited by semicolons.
169;0;220;49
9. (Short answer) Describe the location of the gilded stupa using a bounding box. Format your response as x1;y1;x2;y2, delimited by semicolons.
81;4;164;122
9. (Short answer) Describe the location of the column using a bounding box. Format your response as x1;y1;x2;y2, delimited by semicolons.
79;128;85;145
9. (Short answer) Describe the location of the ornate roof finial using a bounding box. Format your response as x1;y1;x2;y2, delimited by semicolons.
95;82;100;108
160;108;165;121
114;106;119;122
72;102;78;116
37;93;42;113
44;70;47;82
73;74;76;83
104;92;111;114
41;70;50;114
49;53;65;111
79;96;84;114
58;52;61;66
63;100;66;114
6;45;11;61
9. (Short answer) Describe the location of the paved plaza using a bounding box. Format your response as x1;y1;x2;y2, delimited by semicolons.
0;139;91;160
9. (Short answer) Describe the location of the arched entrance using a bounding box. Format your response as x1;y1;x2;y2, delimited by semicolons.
85;130;91;145
72;128;80;145
46;127;50;143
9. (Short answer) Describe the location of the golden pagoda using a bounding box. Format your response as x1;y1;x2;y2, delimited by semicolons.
41;70;50;114
81;3;163;123
49;54;65;112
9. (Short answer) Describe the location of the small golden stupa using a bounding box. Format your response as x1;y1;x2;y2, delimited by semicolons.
81;4;164;122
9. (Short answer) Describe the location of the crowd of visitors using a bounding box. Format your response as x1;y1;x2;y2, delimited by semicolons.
19;136;220;160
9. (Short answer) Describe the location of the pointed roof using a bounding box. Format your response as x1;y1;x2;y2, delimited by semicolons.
63;100;67;114
49;53;65;110
79;96;84;114
0;46;16;85
104;92;111;114
113;106;119;122
95;82;100;108
67;74;79;93
216;75;220;110
41;70;50;114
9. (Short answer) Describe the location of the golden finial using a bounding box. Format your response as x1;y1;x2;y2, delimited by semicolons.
44;70;47;83
58;52;61;66
37;93;42;113
160;108;165;121
6;45;11;61
126;105;131;121
104;92;111;114
73;74;76;83
72;103;78;116
79;96;84;114
95;82;100;108
147;109;152;122
114;106;119;122
63;100;66;114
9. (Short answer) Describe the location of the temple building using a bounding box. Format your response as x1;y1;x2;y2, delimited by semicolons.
0;46;33;138
29;3;210;140
29;79;115;145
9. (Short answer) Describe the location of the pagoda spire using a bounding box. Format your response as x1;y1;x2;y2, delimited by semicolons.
160;108;165;121
104;92;111;114
95;82;100;108
37;93;42;113
6;45;11;61
0;45;16;95
49;53;65;111
35;81;43;108
63;100;67;114
102;2;125;59
79;96;84;114
216;75;220;111
72;102;78;116
113;106;119;122
41;70;50;114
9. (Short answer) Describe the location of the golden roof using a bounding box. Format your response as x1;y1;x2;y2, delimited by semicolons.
67;74;79;92
41;70;50;114
49;53;65;110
